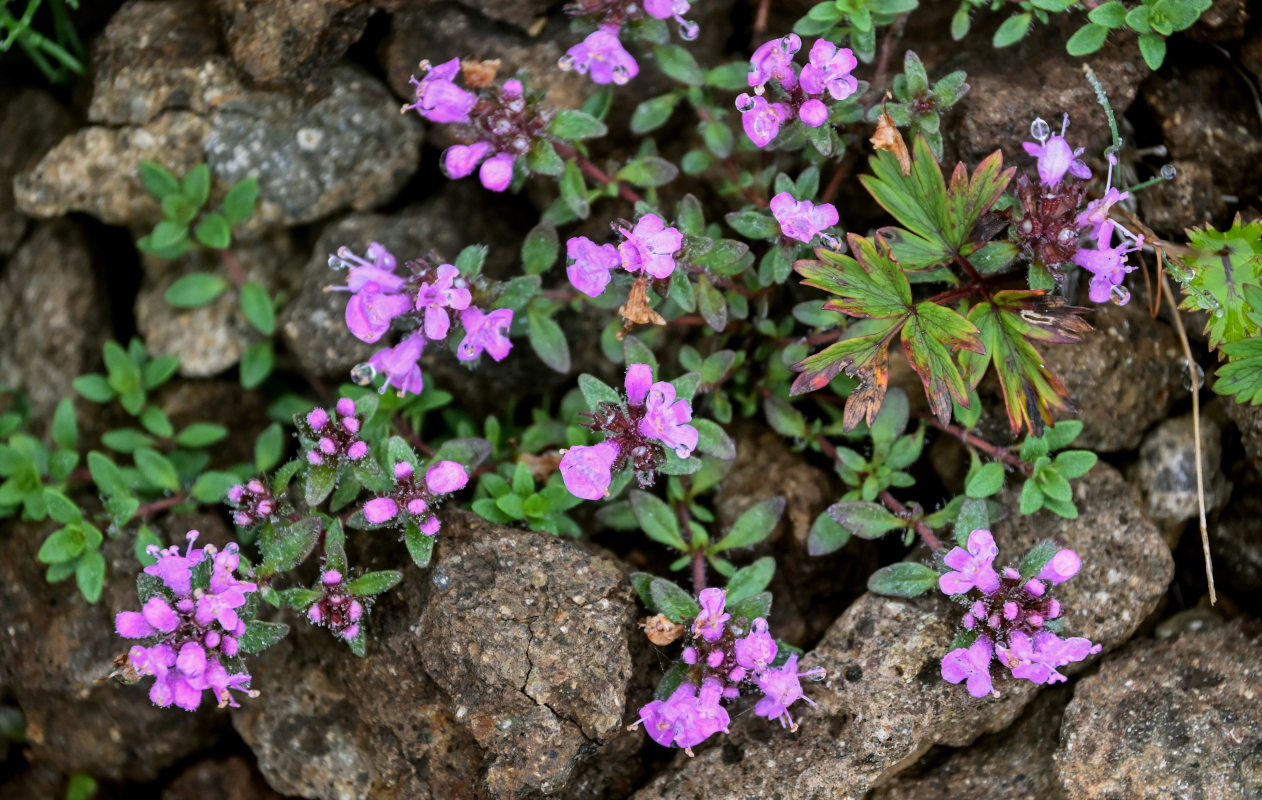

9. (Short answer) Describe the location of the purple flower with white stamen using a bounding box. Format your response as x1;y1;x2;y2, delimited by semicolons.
770;192;839;243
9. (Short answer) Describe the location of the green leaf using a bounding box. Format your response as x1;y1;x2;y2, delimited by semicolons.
162;193;196;225
191;470;239;503
992;12;1032;47
238;620;290;654
965;461;1006;498
51;397;77;451
75;549;106;603
1019;478;1045;514
617;155;679;188
87;451;129;496
1043;419;1083;450
1053;449;1096;479
103;341;142;396
829;501;908;539
174;422;228;448
546;109;608;140
705;61;751;90
950;6;971;39
143;355;180;390
345;570;403;596
522;221;559;275
405;520;436;567
134;448;181;492
165;272;229;308
139;161;180;198
631;93;678;134
181;164;211;207
303;463;336;507
194;212;231;249
867;562;938;597
221;176;259;226
630;490;687;551
713;496;784;551
240;281;276;335
1036;464;1073;502
696;274;727;332
654;43;704;85
560;160;590;219
693;419;735;460
762;394;806;438
1137;32;1166;70
1088;1;1128;27
260;517;321;575
100;428;155;453
240;341;274;389
726;591;771;623
526;138;564;176
649;577;700;623
701;119;734;159
1017;538;1060;580
725;209;779;240
38;527;85;563
578;373;622;410
140;405;173;438
724;556;775;604
251;422;283;473
1066;23;1110;56
527;306;570;373
807;507;851;555
954;496;989;546
73;374;115;403
869;386;910;455
134;524;161;566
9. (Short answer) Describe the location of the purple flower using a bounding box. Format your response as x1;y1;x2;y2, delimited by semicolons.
425;460;469;493
635;680;728;752
748;34;800;90
639;380;699;457
940;529;1001;596
996;630;1063;684
479;153;516;192
1072;221;1142;305
1076;187;1129;237
625;363;653;407
143;531;205;596
754;655;821;730
1038;548;1081;584
364;497;399;524
367;331;426;396
444;142;492;179
116;597;180;638
563;27;638;85
798;98;828;127
692;588;729;642
406;58;477;123
734;617;778;671
1022;115;1091;187
799;40;858;100
645;0;689;20
415;264;472;340
618;214;683;280
736;94;789;148
457;307;514;362
332;243;405;295
566;236;620;298
941;636;995;698
770;192;839;243
559;442;619;500
346;290;411;344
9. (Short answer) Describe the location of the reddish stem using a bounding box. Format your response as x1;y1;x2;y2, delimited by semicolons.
219;248;247;286
921;415;1031;475
137;494;187;519
879;490;941;551
552;141;645;206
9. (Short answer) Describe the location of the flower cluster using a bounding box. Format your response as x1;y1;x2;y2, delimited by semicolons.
736;35;859;148
299;398;369;467
566;213;684;297
362;459;470;536
329;244;513;396
560;1;699;85
1014;115;1142;305
561;363;698;499
226;479;275;529
631;589;824;753
114;531;258;711
769;192;838;244
939;530;1101;697
403;59;550;192
305;568;365;642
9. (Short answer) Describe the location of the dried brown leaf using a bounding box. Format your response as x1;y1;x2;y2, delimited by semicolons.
871;111;910;177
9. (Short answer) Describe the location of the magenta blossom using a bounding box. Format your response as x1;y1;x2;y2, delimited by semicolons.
798;98;828;127
770;192;839;243
1037;549;1082;585
1022;114;1091;187
426;460;469;493
754;655;823;730
566;236;621;298
367;331;426;396
457;307;513;362
639;380;699;458
618;214;683;280
479;153;516;192
345;290;411;344
692;588;730;642
559;442;619;500
1076;186;1129;237
443;142;492;180
405;58;477;124
734;618;778;671
1072;221;1142;305
735;93;789;148
941;636;995;698
415;263;472;341
940;528;1001;595
748;34;801;90
799;40;858;101
563;27;639;85
625;363;653;406
331;243;405;295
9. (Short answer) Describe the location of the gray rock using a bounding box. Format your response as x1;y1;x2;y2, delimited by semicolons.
631;465;1172;800
0;88;74;257
0;220;109;434
1056;619;1262;800
1041;299;1186;452
1226;400;1262;468
234;511;636;799
419;511;636;798
135;232;302;377
869;685;1073;800
417;0;556;33
1130;412;1230;540
1208;473;1262;599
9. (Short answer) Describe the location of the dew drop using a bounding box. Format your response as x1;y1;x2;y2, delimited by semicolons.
328;255;346;269
1109;284;1131;305
780;35;799;54
612;66;632;85
1181;361;1205;391
1029;117;1050;142
431;567;450;589
735;93;756;112
1160;163;1177;180
678;20;700;41
818;232;843;251
350;362;377;386
1213;306;1225;318
557;54;576;72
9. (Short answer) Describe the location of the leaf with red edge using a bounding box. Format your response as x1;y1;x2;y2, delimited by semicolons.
901;301;983;423
795;234;912;318
791;318;904;429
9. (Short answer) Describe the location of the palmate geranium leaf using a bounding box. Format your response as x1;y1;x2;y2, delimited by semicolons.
860;136;1014;272
1215;338;1262;404
959;291;1090;436
900;301;982;423
1175;216;1262;351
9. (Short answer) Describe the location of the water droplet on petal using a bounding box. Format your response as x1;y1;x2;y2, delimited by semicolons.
1160;163;1177;180
780;35;799;54
557;54;575;72
350;362;377;386
1030;117;1050;142
1181;361;1205;391
1109;284;1131;305
678;20;699;41
818;232;842;251
735;93;756;112
612;66;632;85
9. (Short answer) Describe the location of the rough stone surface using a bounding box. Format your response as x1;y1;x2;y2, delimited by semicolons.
869;685;1072;800
1226;400;1262;468
419;511;636;798
1056;620;1262;800
1130;412;1230;539
1209;468;1262;600
163;756;286;800
0;220;110;433
0;88;75;257
0;518;225;781
1139;159;1226;236
212;0;379;89
1041;299;1186;452
1185;0;1250;43
631;465;1172;799
234;511;636;799
135;231;302;377
413;0;555;32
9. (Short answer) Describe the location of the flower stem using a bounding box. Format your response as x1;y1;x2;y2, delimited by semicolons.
920;416;1031;475
552;141;645;206
879;490;941;552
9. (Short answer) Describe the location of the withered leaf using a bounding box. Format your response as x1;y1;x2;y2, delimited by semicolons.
871;111;911;177
618;272;666;338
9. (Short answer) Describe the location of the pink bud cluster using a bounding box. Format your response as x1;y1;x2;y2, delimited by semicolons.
736;35;859;148
361;459;470;537
226;479;275;529
631;589;824;753
559;1;699;85
306;568;365;642
300;398;369;467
